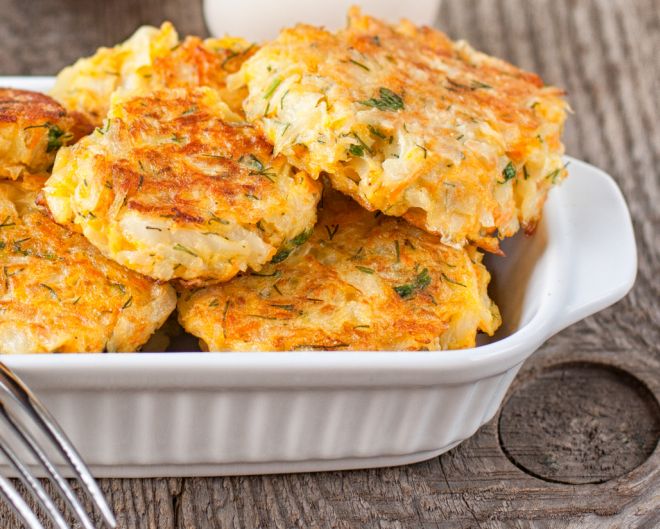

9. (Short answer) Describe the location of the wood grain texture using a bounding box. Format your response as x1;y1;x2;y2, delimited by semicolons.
0;0;658;527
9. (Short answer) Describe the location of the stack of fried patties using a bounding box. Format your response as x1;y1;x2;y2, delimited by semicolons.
0;8;568;353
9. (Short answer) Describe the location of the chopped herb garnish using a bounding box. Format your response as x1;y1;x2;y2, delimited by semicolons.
348;144;365;157
368;125;387;140
122;296;133;309
471;80;492;90
441;273;466;287
40;283;59;301
280;89;290;109
359;87;404;111
354;325;371;330
269;303;296;312
0;216;15;229
393;268;431;299
292;229;312;246
146;226;162;231
394;240;400;262
545;168;562;183
181;105;198;116
523;165;530;180
110;282;126;294
271;248;292;264
416;144;428;158
325;224;339;240
499;161;516;183
252;270;281;278
209;299;220;307
173;243;198;257
209;213;229;225
264;77;282;100
348;58;370;71
356;265;375;274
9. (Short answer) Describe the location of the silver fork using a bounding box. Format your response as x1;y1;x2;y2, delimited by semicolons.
0;362;116;529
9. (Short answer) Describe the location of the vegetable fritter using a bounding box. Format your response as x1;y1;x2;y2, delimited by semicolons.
0;88;83;180
178;187;501;351
50;22;255;126
233;8;568;252
0;176;176;353
44;87;321;286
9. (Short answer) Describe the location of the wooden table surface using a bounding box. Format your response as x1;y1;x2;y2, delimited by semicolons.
1;0;658;527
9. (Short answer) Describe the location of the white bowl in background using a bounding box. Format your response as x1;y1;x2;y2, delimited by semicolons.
203;0;442;41
0;77;637;477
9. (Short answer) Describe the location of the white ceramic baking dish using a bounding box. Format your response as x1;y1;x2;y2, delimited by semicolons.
0;77;636;477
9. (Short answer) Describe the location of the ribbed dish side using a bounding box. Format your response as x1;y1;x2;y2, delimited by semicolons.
26;365;519;471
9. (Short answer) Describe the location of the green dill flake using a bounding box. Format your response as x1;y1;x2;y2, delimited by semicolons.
356;265;375;274
367;125;387;140
46;125;70;153
264;77;282;100
292;229;312;246
252;270;282;278
0;216;15;229
209;299;220;307
394;240;400;262
325;224;339;240
280;89;290;109
393;268;431;299
40;283;59;301
348;58;370;71
269;303;297;312
122;296;133;309
145;226;162;231
523;165;530;180
470;80;492;90
499;161;516;183
208;213;229;225
545;168;562;183
416;144;428;158
173;243;198;257
359;87;404;111
271;247;292;264
441;272;466;288
348;144;364;157
110;282;126;294
181;105;198;116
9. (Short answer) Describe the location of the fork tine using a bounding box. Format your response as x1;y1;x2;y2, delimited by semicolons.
0;475;46;529
0;363;116;528
0;412;96;529
0;419;70;529
1;411;95;529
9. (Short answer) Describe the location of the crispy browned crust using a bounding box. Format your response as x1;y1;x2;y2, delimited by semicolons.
178;187;501;351
236;8;568;252
0;176;176;353
0;88;84;179
44;87;321;285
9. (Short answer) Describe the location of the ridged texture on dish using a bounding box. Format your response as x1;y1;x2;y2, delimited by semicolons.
232;8;568;251
50;22;255;126
43;87;322;286
0;175;176;353
0;88;81;180
178;187;501;351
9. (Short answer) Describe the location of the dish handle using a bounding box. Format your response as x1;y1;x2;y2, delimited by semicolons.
550;159;637;336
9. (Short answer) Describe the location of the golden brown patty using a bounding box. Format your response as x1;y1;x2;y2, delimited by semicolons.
0;88;81;180
178;187;501;351
0;175;176;353
233;8;568;251
44;87;321;286
50;22;254;126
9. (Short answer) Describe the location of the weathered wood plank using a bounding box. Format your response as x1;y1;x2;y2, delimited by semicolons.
0;0;657;527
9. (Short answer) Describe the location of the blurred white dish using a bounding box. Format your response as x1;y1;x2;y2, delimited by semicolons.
0;77;636;477
203;0;442;41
